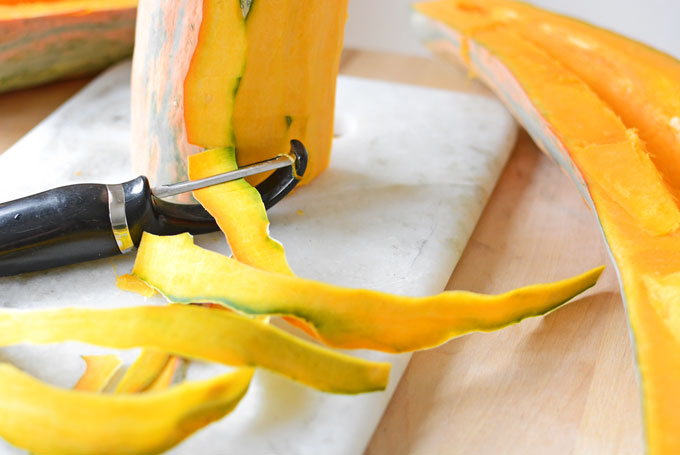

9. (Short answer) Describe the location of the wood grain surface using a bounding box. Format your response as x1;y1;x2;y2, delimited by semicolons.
0;50;643;455
345;51;643;455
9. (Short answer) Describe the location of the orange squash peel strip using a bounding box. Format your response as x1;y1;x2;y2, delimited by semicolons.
145;356;183;392
132;232;603;353
0;363;253;455
0;305;389;394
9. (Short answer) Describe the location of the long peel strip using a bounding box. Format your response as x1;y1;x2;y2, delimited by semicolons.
0;304;389;394
133;232;603;353
0;363;252;455
73;355;122;392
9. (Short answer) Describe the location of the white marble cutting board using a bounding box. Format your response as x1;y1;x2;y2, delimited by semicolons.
0;61;516;455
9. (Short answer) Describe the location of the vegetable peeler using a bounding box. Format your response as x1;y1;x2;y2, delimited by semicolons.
0;140;308;277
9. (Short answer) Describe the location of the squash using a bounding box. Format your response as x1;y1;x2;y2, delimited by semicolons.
132;232;603;353
0;305;391;394
0;0;137;93
0;363;253;455
413;1;680;452
131;0;348;187
115;349;172;393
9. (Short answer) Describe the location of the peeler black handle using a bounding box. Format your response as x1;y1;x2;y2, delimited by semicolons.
0;140;308;277
0;183;122;276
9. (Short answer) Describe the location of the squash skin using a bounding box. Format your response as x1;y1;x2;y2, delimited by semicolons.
414;1;680;452
0;1;137;93
73;355;122;392
131;0;349;188
0;363;253;455
115;348;172;393
132;232;603;353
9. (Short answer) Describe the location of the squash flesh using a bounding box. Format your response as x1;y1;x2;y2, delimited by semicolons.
132;232;603;353
414;1;680;452
132;0;349;187
231;0;349;185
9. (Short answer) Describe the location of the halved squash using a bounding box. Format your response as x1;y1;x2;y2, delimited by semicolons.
414;1;680;452
0;363;252;455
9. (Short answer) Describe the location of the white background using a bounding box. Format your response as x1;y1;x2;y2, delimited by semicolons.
344;0;680;59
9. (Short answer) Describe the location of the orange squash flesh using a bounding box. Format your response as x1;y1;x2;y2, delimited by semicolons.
448;0;680;199
414;1;680;452
73;355;122;392
231;0;349;185
418;4;679;236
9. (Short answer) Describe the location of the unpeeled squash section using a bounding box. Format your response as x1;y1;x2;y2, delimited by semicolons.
0;305;389;394
414;1;680;452
189;147;292;274
0;0;137;93
415;1;680;236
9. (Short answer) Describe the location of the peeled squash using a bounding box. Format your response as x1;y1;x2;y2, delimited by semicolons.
414;0;680;452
